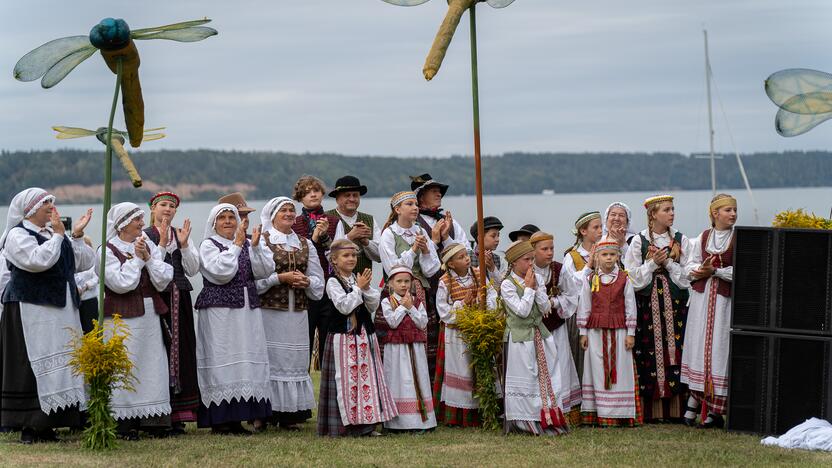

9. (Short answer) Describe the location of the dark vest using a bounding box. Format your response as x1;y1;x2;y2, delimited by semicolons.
326;209;375;275
637;231;689;302
260;239;310;311
587;271;628;329
542;261;565;332
690;229;735;298
2;223;80;309
325;276;375;335
292;210;338;279
103;243;169;318
415;215;454;292
194;238;260;310
144;226;193;291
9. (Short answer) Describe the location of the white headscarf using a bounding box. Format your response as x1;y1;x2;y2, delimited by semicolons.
259;196;294;230
203;203;240;241
602;201;635;238
106;202;145;241
0;187;55;250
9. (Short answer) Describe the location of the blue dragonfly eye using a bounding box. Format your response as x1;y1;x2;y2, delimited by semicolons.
89;18;131;50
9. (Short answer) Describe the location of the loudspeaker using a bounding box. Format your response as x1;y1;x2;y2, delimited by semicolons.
727;330;832;435
732;227;832;335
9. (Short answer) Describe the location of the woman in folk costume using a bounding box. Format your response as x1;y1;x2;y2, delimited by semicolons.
144;191;200;433
74;236;99;334
681;194;737;429
379;191;441;379
256;196;324;430
194;203;274;434
0;188;93;444
100;202;173;440
623;194;692;422
529;232;581;424
433;243;497;428
602;202;636;260
317;238;396;436
561;211;603;383
578;239;641;427
379;264;436;432
502;240;568;436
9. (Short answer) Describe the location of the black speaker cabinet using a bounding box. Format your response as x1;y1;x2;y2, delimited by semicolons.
727;330;832;435
732;227;832;335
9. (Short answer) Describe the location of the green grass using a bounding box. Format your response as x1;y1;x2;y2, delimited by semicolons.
2;372;831;467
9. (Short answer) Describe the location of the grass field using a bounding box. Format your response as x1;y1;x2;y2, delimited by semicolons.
2;372;831;467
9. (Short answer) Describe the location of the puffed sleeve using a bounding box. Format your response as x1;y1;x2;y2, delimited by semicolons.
625;276;637;336
624;234;657;291
382;297;406;328
249;241;276;281
417;227;441;277
71;236;95;272
577;275;592;336
485;283;498;310
409;301;428;329
304;239;325;301
380;229;414;275
180;241;201;277
436;277;462;325
199;239;240;285
99;246;145;294
500;278;536;319
714;267;733;282
664;233;692;289
363;217;382;263
362;285;381;317
534;275;552;317
684;234;704;279
145;238;174;292
4;228;63;272
554;269;578;320
326;277;362;316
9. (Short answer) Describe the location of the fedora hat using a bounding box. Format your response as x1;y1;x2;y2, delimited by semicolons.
218;192;255;214
409;173;449;197
328;175;368;198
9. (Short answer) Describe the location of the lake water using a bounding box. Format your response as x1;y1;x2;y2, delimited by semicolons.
2;186;830;292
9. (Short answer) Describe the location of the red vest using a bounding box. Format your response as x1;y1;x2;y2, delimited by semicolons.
375;289;427;345
542;261;565;332
691;229;734;298
103;243;169;318
587;271;627;329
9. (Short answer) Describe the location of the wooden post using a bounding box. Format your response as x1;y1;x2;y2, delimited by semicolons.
469;4;488;303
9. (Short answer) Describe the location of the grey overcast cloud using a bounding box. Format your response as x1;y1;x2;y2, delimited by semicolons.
1;0;830;156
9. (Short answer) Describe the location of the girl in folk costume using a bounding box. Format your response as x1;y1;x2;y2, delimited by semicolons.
257;196;324;430
0;188;93;444
194;203;274;434
681;194;737;429
100;202;173;440
468;216;506;284
561;211;603;382
379;191;441;380
578;240;641;427
144;191;200;433
434;243;497;428
502;240;568;436
529;232;581;424
623;195;692;422
379;265;435;432
318;239;395;436
603;202;635;260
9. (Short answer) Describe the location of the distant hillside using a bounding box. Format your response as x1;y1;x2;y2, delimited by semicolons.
1;149;830;203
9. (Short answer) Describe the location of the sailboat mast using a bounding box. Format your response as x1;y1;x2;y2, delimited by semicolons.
704;29;716;195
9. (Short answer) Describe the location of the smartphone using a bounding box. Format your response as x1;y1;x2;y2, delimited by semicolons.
60;216;72;232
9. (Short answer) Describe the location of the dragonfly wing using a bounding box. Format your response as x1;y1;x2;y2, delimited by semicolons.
765;68;832;114
380;0;432;6
133;27;218;42
143;127;166;133
486;0;517;8
141;133;166;142
52;126;97;139
13;35;92;82
774;108;832;137
40;45;97;88
131;19;212;35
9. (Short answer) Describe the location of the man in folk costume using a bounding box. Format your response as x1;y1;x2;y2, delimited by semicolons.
624;194;692;422
433;243;497;427
529;231;582;424
144;191;200;434
681;194;737;429
0;188;93;444
328;175;382;274
101;202;174;440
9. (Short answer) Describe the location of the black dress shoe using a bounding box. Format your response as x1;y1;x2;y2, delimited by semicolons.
35;429;60;442
170;422;187;436
20;428;35;445
227;422;252;435
699;414;725;429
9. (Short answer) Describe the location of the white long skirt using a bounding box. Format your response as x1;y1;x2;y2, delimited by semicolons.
681;279;731;397
19;286;87;414
196;292;270;407
504;332;564;424
107;298;171;420
581;328;636;419
262;308;316;412
551;325;581;412
383;342;437;430
441;327;477;409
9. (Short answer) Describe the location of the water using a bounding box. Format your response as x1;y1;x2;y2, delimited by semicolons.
2;186;830;293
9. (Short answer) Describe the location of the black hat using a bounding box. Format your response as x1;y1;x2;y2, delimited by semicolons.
508;224;540;242
410;173;449;197
328;175;368;198
469;216;504;240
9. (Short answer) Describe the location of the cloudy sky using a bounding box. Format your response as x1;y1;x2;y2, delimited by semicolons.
1;0;830;157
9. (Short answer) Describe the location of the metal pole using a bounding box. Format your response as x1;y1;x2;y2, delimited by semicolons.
469;4;487;303
704;29;716;196
97;58;123;325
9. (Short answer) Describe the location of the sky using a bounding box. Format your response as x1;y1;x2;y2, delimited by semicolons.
1;0;830;157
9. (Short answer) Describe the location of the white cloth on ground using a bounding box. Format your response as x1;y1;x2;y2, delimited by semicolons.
761;418;832;452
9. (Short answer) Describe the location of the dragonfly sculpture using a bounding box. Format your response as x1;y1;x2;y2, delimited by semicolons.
14;18;216;147
765;68;832;137
381;0;515;80
52;125;166;188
